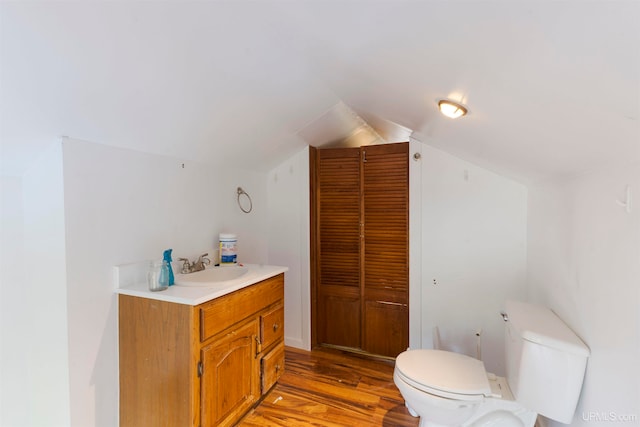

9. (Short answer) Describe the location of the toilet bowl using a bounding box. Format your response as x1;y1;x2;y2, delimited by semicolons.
393;301;590;427
394;349;536;427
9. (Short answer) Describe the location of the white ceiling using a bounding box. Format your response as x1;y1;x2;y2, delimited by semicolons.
1;1;638;182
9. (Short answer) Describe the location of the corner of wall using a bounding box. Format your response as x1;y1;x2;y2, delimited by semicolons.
266;146;312;350
0;175;25;425
21;141;71;425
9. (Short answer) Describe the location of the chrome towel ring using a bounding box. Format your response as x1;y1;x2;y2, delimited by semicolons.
237;187;252;213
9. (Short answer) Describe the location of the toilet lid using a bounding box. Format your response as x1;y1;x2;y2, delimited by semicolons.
395;350;491;399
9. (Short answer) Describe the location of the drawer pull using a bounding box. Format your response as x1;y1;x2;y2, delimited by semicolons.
272;323;279;332
275;364;280;373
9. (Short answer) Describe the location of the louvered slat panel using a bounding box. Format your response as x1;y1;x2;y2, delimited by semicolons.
318;148;360;289
362;143;409;293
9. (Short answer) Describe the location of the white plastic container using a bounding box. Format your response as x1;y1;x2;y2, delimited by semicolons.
219;233;237;265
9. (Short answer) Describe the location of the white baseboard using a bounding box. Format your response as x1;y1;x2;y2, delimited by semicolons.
284;337;309;351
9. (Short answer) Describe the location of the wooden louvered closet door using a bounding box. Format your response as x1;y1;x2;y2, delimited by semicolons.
313;142;408;358
315;147;362;349
361;143;409;357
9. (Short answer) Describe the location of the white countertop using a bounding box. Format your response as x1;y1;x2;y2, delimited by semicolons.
115;263;288;306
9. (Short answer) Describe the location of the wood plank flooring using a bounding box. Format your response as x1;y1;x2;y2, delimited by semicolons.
238;346;419;427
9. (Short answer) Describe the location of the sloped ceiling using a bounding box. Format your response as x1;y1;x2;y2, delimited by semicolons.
1;1;638;182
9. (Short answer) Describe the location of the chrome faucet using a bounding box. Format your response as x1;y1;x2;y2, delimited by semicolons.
178;253;211;274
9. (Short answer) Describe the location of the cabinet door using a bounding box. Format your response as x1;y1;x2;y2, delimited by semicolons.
200;320;259;427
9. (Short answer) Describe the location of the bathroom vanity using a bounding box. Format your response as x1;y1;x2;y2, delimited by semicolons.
117;265;287;427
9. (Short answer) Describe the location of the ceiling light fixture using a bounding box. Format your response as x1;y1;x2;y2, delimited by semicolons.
438;99;468;119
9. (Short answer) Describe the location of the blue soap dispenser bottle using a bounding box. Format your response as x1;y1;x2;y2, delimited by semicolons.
159;249;175;287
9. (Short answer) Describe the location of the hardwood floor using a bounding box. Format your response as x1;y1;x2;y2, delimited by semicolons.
239;346;419;427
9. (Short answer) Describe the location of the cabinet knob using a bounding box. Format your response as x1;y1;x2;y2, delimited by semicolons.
273;323;279;332
275;364;280;373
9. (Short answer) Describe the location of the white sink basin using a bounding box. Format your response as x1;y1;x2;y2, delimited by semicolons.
175;265;248;287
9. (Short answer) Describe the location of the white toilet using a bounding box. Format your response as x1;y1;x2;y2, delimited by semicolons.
394;301;590;427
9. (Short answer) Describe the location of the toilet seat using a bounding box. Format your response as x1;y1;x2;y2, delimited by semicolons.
395;350;491;401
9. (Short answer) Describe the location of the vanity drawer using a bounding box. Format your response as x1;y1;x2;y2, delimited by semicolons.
261;344;284;394
260;304;284;349
200;274;284;342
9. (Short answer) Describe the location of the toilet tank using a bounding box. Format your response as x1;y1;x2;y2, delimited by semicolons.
504;301;590;424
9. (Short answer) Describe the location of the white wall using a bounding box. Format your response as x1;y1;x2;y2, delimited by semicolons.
409;140;423;349
0;175;27;426
60;138;270;426
527;161;640;425
266;147;311;350
24;144;71;426
418;143;528;375
0;144;71;426
0;137;272;427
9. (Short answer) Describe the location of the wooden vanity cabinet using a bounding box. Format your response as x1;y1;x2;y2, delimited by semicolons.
119;273;285;427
